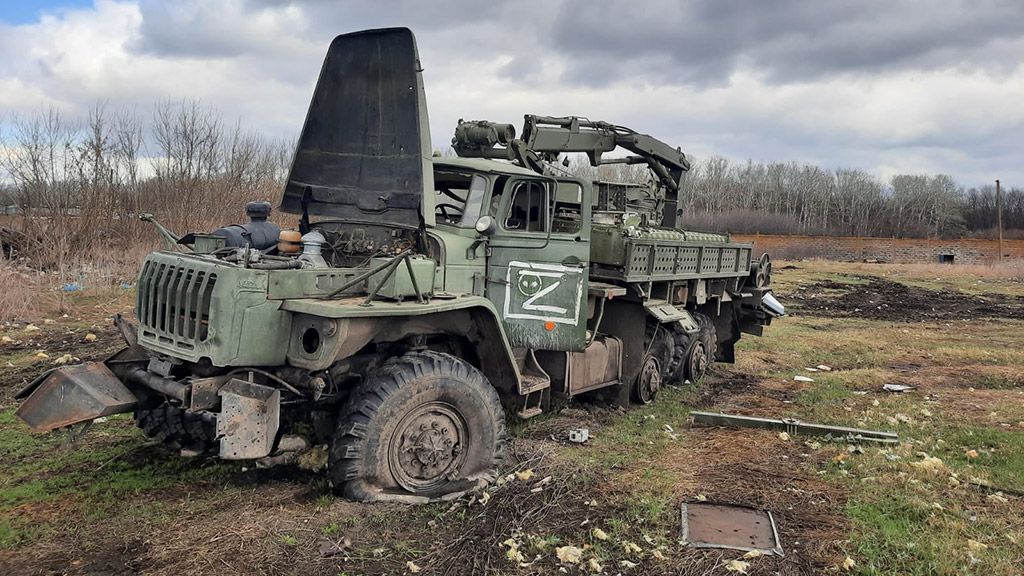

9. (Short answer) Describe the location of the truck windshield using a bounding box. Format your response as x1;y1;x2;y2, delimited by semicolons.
434;171;487;228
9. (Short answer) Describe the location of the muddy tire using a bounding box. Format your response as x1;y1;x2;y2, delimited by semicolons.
135;405;217;451
645;321;679;383
687;312;717;382
329;351;506;503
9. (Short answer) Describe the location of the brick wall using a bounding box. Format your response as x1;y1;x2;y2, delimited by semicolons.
731;234;1024;264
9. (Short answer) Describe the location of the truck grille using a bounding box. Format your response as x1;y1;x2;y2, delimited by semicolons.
136;260;217;346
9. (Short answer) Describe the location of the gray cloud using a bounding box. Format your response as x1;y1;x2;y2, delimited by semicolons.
548;0;1024;86
0;0;1022;187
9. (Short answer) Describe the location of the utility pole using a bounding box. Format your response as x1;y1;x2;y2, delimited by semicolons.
996;179;1004;262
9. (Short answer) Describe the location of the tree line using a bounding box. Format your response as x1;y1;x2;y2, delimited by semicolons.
2;102;1021;267
0;102;292;266
576;156;1022;239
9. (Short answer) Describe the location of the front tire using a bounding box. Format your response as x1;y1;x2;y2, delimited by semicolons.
329;351;506;503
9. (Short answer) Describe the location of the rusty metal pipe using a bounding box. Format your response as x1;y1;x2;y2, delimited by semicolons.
127;369;190;403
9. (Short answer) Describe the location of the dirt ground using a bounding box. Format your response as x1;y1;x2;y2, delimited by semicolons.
1;260;1023;575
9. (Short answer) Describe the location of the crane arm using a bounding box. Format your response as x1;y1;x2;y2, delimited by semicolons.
452;115;690;226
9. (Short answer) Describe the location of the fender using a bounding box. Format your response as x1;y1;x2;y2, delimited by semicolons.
280;295;522;394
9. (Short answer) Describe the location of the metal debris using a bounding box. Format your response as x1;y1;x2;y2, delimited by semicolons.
690;411;899;444
681;501;783;556
568;428;590;443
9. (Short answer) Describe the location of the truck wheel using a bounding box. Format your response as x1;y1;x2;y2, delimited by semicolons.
329;351;506;503
645;321;679;383
135;405;217;451
688;312;717;381
683;337;710;382
634;355;662;404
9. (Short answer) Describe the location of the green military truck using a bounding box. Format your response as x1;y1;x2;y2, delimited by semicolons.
16;28;783;503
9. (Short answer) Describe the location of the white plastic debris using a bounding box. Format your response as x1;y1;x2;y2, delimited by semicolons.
794;375;815;382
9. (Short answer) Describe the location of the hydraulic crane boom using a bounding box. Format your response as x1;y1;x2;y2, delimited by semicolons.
452;115;690;227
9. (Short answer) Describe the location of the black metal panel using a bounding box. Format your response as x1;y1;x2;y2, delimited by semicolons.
280;28;426;226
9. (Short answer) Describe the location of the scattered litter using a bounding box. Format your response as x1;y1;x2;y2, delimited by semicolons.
43;319;56;325
568;428;590;443
61;282;81;292
690;411;899;444
965;449;979;459
743;550;763;559
530;476;552;493
619;560;638;569
987;493;1009;504
84;333;97;342
817;365;833;372
25;324;39;332
1;336;13;344
681;502;783;556
882;383;916;393
478;491;491;506
794;375;815;382
586;558;602;572
724;559;751;573
555;545;582;565
841;556;856;570
405;560;421;573
515;469;535;481
651;549;666;560
34;352;49;360
663;424;674;432
967;539;988;553
910;456;946;474
622;541;642;555
804;367;819;372
591;528;609;541
318;536;351;557
778;432;791;441
502;539;525;563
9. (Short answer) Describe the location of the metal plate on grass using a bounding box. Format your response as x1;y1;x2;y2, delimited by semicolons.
681;502;783;556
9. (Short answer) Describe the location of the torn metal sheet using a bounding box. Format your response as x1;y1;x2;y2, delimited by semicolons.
681;501;783;556
16;362;138;432
216;378;280;460
690;411;899;444
882;383;916;393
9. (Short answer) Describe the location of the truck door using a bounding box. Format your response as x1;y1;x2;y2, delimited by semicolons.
485;177;590;352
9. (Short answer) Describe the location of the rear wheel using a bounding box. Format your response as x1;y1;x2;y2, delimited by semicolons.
329;351;506;503
686;312;717;382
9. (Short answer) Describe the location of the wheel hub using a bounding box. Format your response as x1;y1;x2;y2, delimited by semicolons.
636;355;662;404
688;341;708;381
390;402;468;493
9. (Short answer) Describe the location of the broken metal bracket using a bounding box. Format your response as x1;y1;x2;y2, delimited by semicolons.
690;411;899;444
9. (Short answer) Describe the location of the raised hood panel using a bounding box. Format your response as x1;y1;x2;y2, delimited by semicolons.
280;28;433;227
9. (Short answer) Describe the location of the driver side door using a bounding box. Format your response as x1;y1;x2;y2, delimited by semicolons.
485;177;589;352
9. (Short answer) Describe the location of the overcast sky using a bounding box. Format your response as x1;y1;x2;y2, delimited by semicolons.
1;0;1022;188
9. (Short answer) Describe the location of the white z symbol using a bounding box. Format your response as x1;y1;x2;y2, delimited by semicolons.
522;277;567;315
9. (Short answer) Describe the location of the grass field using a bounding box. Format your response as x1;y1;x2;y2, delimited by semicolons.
0;260;1022;575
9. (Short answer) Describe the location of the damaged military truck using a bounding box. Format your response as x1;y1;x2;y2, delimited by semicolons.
16;28;784;503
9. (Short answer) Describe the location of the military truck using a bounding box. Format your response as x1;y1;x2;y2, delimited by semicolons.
15;28;783;503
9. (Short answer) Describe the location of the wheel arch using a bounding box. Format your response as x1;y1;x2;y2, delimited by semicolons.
281;297;521;394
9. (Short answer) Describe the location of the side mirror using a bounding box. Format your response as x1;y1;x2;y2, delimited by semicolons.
474;215;496;236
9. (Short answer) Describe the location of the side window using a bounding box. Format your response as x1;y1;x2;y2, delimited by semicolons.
504;181;548;232
552;182;583;234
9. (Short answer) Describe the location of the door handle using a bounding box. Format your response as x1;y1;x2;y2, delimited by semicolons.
561;255;583;266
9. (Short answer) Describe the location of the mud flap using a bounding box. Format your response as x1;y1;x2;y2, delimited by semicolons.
216;379;280;460
15;362;138;432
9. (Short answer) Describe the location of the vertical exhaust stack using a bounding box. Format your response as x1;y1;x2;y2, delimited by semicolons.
279;28;435;228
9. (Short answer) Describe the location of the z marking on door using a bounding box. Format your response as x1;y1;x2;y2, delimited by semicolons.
503;261;584;325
